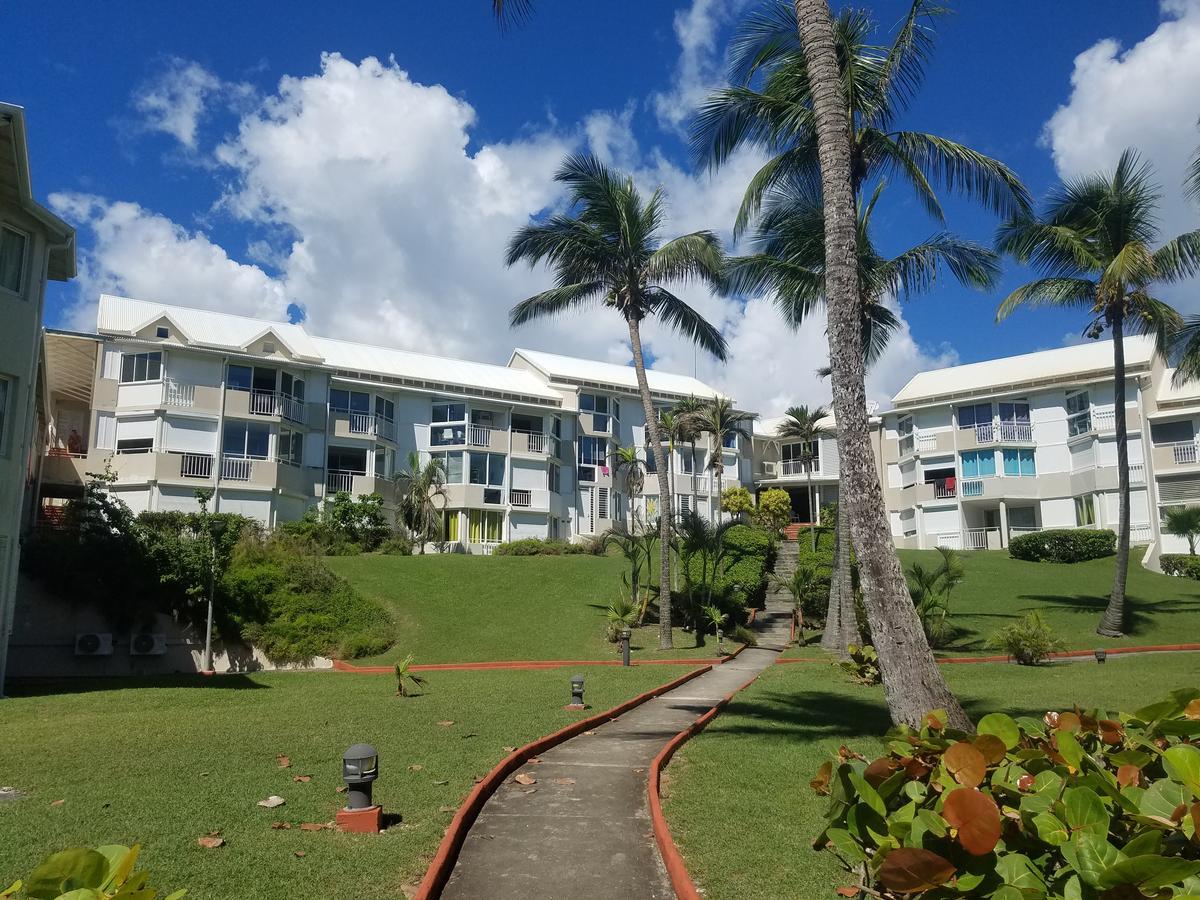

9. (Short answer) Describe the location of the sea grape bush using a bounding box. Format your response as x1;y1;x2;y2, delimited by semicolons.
811;689;1200;898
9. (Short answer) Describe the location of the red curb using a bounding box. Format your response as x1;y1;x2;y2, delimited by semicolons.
413;664;713;900
773;642;1200;666
648;670;763;900
334;646;747;674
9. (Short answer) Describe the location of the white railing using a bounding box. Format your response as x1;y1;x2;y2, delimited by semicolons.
249;389;278;416
179;452;213;479
519;431;548;454
933;480;956;499
376;416;396;442
1009;526;1042;538
349;413;374;435
510;488;532;508
973;422;994;443
781;460;813;476
280;393;305;424
220;455;254;481
1130;523;1153;544
997;422;1033;443
1129;463;1146;485
479;541;501;556
1170;441;1198;465
1093;408;1115;432
163;379;195;408
916;433;937;453
933;532;962;550
468;425;493;447
963;528;997;551
961;479;984;497
326;470;359;494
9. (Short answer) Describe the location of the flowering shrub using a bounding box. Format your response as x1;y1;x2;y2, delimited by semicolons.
811;689;1200;898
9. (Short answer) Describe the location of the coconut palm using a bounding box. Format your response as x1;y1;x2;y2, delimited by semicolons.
1186;125;1199;203
506;153;728;650
996;149;1200;637
1163;506;1200;556
673;395;706;514
395;451;447;554
785;0;971;729
610;446;647;522
684;397;758;521
775;404;830;551
693;0;1031;238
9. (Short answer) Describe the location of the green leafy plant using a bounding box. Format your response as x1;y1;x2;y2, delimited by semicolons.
492;538;602;556
603;597;639;643
3;843;185;899
810;689;1200;899
836;644;880;686
1163;505;1200;556
906;547;964;648
393;654;428;697
702;603;727;637
720;486;754;521
988;611;1066;666
1009;528;1116;563
1161;554;1200;579
752;487;792;535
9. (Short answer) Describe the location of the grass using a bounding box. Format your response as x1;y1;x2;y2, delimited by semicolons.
662;653;1200;900
786;550;1200;657
328;553;740;664
0;665;695;900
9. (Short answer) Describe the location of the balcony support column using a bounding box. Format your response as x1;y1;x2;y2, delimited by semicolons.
998;499;1009;549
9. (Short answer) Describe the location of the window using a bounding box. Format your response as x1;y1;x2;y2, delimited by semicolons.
116;438;153;454
432;402;466;423
468;452;504;486
156;326;170;339
680;448;694;474
262;341;276;354
580;393;610;432
374;446;393;478
119;351;163;384
227;364;253;391
678;494;692;514
957;403;992;428
551;415;562;438
578;436;607;466
0;377;8;452
644;446;657;474
223;421;270;459
327;446;367;473
279;428;304;466
612;399;620;423
998;401;1030;425
0;226;28;293
1066;390;1091;437
1151;419;1195;445
468;509;503;542
549;463;561;493
1002;448;1036;476
960;449;996;478
432;451;464;483
376;396;395;422
897;416;914;438
281;372;306;401
723;431;738;450
782;441;818;468
330;389;369;414
444;510;460;542
1075;494;1096;527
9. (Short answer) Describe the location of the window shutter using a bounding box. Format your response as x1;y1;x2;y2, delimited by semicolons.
597;487;609;519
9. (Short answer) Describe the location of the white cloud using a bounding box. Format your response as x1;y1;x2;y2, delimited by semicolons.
650;0;747;135
132;57;254;149
1043;0;1200;291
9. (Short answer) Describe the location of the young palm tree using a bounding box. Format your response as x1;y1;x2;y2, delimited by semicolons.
610;445;647;525
1164;506;1200;556
684;397;758;521
775;404;831;551
506;154;728;650
394;451;448;554
996;149;1200;637
673;395;706;514
789;0;971;729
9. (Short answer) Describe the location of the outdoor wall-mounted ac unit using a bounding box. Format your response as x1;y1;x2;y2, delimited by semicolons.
130;633;168;656
74;633;114;656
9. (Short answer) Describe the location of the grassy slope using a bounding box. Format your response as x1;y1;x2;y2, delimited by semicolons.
0;666;694;900
328;553;737;664
786;550;1200;657
663;654;1200;900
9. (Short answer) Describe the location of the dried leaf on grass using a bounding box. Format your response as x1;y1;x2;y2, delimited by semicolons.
271;822;292;830
277;755;291;768
293;775;312;783
258;795;286;808
198;833;225;849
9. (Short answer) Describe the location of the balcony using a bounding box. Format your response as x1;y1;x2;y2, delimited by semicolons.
41;449;90;486
1153;440;1200;470
426;423;508;452
996;422;1033;443
512;430;554;456
509;488;551;512
780;460;818;477
177;451;213;479
958;421;1033;447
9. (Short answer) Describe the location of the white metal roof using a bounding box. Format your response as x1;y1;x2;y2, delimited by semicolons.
511;348;727;400
1153;367;1200;410
892;336;1157;406
754;412;835;438
96;295;562;401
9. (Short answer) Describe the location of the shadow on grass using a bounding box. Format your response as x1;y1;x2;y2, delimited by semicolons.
5;673;273;697
1017;594;1200;637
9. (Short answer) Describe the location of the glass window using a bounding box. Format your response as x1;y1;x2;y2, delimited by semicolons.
1066;390;1092;436
116;437;153;454
1151;419;1195;445
1003;448;1036;476
432;402;465;423
680;448;694;474
960;449;996;478
1075;495;1096;527
281;372;305;401
223;421;271;459
897;416;913;437
432;451;463;483
156;326;169;339
578;436;606;466
374;446;393;478
551;416;561;438
612;399;620;421
119;351;163;384
468;509;503;542
469;452;504;486
349;391;369;414
644;447;657;474
329;388;349;412
0;227;27;293
227;364;253;391
444;510;460;542
998;402;1030;425
723;432;738;450
957;403;992;428
278;429;303;466
549;463;561;493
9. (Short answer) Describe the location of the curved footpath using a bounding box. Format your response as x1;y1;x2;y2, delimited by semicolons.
434;596;794;900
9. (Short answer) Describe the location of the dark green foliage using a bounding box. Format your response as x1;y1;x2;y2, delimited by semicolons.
685;524;771;609
7;843;185;899
1160;554;1200;579
835;643;881;685
988;611;1066;665
1008;528;1116;563
810;689;1200;899
791;525;859;622
378;533;414;556
276;493;390;554
493;537;603;556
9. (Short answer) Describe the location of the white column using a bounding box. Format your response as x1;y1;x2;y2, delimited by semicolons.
998;499;1009;549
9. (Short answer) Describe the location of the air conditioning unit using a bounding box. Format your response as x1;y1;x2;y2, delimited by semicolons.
75;633;114;656
130;633;168;656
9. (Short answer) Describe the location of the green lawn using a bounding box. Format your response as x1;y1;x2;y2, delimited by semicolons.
787;550;1200;657
328;553;738;665
0;665;694;900
663;653;1200;900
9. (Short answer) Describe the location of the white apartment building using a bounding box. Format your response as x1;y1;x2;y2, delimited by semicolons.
36;295;752;551
751;412;850;527
878;337;1159;554
0;103;77;692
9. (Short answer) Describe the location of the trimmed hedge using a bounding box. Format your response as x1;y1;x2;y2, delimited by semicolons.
492;537;603;556
686;524;772;608
1008;527;1115;563
1160;553;1200;579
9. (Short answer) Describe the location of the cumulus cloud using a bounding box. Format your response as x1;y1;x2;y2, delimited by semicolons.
132;57;254;149
650;0;748;135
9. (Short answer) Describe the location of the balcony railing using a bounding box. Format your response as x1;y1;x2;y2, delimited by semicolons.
163;379;195;408
1168;441;1199;465
961;479;984;497
781;460;814;476
1008;526;1041;538
468;425;493;448
1093;408;1115;432
933;532;962;550
220;455;255;481
1130;523;1153;544
931;479;956;499
963;528;998;551
972;422;994;443
326;470;360;494
349;412;374;435
997;422;1033;443
280;393;305;424
517;430;549;454
1129;463;1146;485
179;452;213;479
510;488;532;508
249;389;278;416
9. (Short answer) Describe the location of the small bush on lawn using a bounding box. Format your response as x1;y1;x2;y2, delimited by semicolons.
492;537;601;556
1160;554;1200;579
731;623;757;647
835;643;881;685
988;611;1066;665
1009;528;1115;563
810;689;1200;899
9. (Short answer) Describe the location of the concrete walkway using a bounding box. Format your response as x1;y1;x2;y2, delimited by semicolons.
441;595;793;900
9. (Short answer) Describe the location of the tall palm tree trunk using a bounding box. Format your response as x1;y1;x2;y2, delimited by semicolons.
715;463;723;522
627;314;674;649
794;0;969;729
821;500;861;653
1099;313;1130;636
807;467;817;552
667;440;677;591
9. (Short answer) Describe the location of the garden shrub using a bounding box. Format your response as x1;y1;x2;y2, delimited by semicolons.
1160;554;1200;579
810;689;1200;899
835;643;881;685
4;843;185;899
753;487;792;534
1009;528;1115;563
378;533;414;555
493;537;600;556
731;623;758;647
988;611;1066;665
276;493;391;554
685;524;772;609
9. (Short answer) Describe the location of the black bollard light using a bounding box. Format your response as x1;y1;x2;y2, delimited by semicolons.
566;674;586;709
619;629;631;667
716;627;725;656
1094;648;1107;664
341;743;379;810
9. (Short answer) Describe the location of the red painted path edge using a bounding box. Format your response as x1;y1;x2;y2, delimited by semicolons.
413;664;713;900
777;641;1200;665
648;669;763;900
334;643;747;674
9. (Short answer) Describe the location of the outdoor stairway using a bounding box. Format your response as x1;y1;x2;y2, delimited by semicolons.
439;594;794;899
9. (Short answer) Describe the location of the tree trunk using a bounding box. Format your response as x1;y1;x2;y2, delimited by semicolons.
715;463;724;522
821;501;860;653
794;0;970;730
668;441;678;591
808;468;817;552
1099;313;1130;637
627;315;674;649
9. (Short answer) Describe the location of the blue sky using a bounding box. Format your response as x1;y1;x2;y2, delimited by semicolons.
7;0;1199;412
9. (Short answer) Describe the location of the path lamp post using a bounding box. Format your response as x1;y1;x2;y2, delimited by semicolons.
716;627;725;657
1094;648;1107;664
619;629;631;667
565;674;586;709
336;743;383;833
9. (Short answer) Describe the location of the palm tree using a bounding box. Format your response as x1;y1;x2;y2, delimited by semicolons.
610;446;647;524
996;149;1200;637
1186;124;1199;203
506;154;728;650
775;404;831;551
787;0;971;729
684;397;758;522
1164;506;1200;556
674;511;739;640
673;395;706;514
395;451;447;554
693;1;1031;238
658;410;682;523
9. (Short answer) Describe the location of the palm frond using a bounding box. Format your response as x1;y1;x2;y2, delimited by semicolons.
1126;292;1183;359
732;143;821;239
862;301;901;370
509;282;606;327
877;234;1000;298
862;128;945;222
645;232;725;287
492;0;533;27
891;131;1033;219
726;0;803;84
995;218;1100;275
1153;231;1200;283
1187;128;1200;203
995;278;1097;322
642;287;728;361
721;254;823;324
875;0;949;113
1172;315;1200;386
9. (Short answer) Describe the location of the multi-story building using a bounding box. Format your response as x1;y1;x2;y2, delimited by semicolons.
36;295;752;550
0;103;77;692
